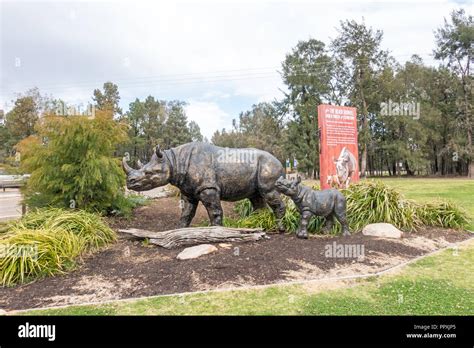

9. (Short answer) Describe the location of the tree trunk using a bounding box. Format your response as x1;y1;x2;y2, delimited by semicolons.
405;160;414;176
357;68;369;178
118;226;266;249
462;70;473;179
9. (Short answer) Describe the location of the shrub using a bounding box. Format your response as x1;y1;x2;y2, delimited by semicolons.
16;110;129;214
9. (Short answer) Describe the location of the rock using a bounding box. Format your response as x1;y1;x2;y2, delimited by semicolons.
218;243;232;249
177;244;218;260
362;223;403;239
0;309;7;316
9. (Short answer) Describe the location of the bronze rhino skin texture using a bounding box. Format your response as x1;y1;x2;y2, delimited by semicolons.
275;177;351;238
123;142;286;229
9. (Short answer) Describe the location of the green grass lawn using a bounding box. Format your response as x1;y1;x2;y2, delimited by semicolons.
14;178;474;315
19;238;474;315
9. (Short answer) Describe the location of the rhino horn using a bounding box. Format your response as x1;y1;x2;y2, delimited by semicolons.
122;157;136;174
137;159;144;169
156;145;163;159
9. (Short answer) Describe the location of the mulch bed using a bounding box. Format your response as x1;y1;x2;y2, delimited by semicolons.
0;197;471;311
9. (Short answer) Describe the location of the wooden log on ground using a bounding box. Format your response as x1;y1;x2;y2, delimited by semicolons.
118;226;266;249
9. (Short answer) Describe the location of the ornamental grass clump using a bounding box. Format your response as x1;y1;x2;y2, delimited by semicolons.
342;181;420;232
12;208;116;252
228;181;468;234
0;208;116;286
0;228;83;286
416;201;469;229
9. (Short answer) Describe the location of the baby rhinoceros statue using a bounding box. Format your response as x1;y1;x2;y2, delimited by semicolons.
275;177;351;239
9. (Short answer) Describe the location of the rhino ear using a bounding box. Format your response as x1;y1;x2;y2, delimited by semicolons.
155;145;163;159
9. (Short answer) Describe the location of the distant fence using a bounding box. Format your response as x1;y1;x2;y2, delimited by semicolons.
0;174;30;191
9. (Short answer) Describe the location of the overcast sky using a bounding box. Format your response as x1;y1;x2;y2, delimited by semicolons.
0;0;470;139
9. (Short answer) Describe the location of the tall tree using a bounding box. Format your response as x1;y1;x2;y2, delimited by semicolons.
331;19;389;177
93;82;122;116
188;120;203;142
434;9;473;177
281;39;333;177
4;88;49;156
212;103;285;162
163;101;192;148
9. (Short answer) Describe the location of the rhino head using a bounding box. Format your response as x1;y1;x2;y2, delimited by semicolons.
275;176;301;197
122;145;171;191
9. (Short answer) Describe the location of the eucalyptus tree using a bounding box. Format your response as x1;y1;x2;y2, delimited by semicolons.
281;39;333;178
331;19;389;177
434;8;473;177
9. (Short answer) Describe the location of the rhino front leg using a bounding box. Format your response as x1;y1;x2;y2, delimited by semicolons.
297;210;312;239
199;188;223;226
179;194;198;228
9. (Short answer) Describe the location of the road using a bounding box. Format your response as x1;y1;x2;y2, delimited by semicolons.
0;188;22;221
0;186;173;222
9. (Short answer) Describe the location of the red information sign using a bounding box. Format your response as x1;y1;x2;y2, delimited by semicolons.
318;104;359;190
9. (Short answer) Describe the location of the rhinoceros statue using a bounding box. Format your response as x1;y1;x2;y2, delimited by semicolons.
123;142;286;229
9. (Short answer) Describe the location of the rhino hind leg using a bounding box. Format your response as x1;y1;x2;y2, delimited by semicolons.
262;190;286;233
334;196;351;236
322;213;334;234
199;188;223;226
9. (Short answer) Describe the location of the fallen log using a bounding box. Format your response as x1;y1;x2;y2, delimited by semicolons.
118;226;266;249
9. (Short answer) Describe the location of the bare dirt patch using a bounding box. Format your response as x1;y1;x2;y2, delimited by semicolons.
0;197;471;311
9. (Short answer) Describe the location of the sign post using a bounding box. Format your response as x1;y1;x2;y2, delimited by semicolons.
318;104;359;190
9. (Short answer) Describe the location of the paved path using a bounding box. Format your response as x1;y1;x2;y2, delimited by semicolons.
0;188;22;221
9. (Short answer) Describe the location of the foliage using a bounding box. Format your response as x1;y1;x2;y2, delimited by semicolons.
0;208;116;286
212;102;286;163
93;82;122;116
120;97;201;164
342;181;420;231
227;181;468;234
208;11;472;178
416;201;469;229
0;228;83;286
10;208;116;251
433;8;473;177
16;110;129;214
280;39;333;176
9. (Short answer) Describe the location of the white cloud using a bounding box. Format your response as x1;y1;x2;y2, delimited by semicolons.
185;101;231;140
